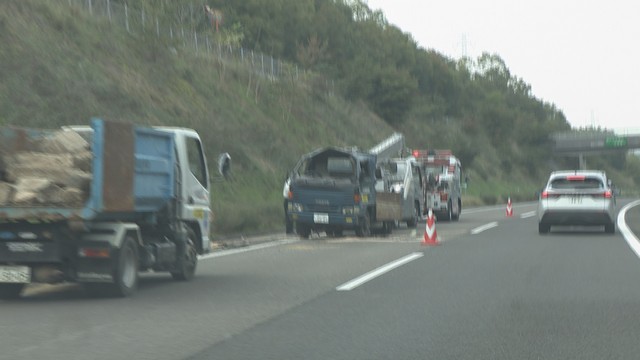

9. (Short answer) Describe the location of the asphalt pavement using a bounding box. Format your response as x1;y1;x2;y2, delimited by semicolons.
2;200;640;360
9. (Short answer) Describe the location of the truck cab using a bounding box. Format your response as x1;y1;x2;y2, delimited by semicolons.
155;127;211;254
287;147;379;238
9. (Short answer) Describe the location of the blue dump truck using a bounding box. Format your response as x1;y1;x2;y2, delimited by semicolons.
0;119;211;298
287;147;401;238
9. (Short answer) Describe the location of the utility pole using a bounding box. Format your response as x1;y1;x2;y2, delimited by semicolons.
579;153;586;170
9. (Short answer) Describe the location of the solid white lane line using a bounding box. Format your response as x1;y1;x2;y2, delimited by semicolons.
199;239;299;260
520;211;537;219
336;252;424;291
618;200;640;259
470;222;499;235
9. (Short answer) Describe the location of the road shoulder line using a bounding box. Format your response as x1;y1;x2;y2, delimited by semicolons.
199;239;299;260
618;200;640;259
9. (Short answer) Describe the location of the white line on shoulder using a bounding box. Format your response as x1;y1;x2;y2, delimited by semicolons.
618;200;640;259
199;239;299;260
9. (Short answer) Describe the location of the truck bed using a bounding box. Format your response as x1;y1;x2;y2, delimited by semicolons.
0;119;175;222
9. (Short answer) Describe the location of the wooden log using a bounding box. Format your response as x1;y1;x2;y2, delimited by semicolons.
3;152;74;171
12;190;40;205
0;182;13;205
47;187;85;207
10;178;56;206
72;151;93;172
38;130;89;154
7;167;91;191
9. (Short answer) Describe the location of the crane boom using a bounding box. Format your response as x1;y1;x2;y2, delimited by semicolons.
369;132;405;162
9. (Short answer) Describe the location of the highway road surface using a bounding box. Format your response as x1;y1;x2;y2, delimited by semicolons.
2;199;640;360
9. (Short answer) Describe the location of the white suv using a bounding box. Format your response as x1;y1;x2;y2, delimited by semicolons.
537;170;616;234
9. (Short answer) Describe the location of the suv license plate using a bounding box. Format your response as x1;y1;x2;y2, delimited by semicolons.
0;265;31;283
570;196;583;204
314;213;329;224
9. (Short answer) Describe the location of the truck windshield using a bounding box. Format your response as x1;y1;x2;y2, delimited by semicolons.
296;152;355;180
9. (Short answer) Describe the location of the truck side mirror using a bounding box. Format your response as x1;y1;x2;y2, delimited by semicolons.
218;152;231;179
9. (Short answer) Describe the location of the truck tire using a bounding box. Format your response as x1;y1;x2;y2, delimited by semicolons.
406;204;419;228
171;228;198;281
329;229;343;237
382;221;393;235
297;223;311;239
0;283;24;300
452;199;460;221
444;201;453;221
355;212;371;237
86;236;139;298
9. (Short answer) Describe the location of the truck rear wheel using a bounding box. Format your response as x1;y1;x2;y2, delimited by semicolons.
0;283;24;300
297;223;311;239
355;212;371;237
382;221;393;235
329;229;343;237
86;236;139;298
406;204;419;228
452;199;460;221
445;201;453;221
171;228;198;281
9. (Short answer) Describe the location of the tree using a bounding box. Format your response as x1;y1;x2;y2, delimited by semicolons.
296;34;329;69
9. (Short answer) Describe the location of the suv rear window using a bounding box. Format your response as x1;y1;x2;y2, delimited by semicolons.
550;177;603;190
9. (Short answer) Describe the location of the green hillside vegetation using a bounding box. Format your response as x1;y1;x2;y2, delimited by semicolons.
1;0;638;237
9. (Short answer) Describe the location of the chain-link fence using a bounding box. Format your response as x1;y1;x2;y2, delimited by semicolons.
67;0;301;81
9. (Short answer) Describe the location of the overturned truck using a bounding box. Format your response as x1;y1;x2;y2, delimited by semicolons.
287;147;401;238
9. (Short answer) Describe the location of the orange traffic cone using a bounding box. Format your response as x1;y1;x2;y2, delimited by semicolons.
506;197;513;217
422;209;440;246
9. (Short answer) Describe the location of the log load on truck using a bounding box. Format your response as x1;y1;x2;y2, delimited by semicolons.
0;119;211;298
287;147;400;238
412;149;462;221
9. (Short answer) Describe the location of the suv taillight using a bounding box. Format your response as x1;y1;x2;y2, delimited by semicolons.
603;190;612;198
541;191;549;199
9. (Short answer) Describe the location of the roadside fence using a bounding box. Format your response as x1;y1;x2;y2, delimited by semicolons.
66;0;305;81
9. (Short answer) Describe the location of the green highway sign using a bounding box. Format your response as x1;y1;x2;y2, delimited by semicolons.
604;137;628;148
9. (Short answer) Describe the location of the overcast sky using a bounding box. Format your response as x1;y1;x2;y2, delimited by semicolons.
365;0;640;133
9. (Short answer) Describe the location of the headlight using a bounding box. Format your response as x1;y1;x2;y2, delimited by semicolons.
292;203;304;212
